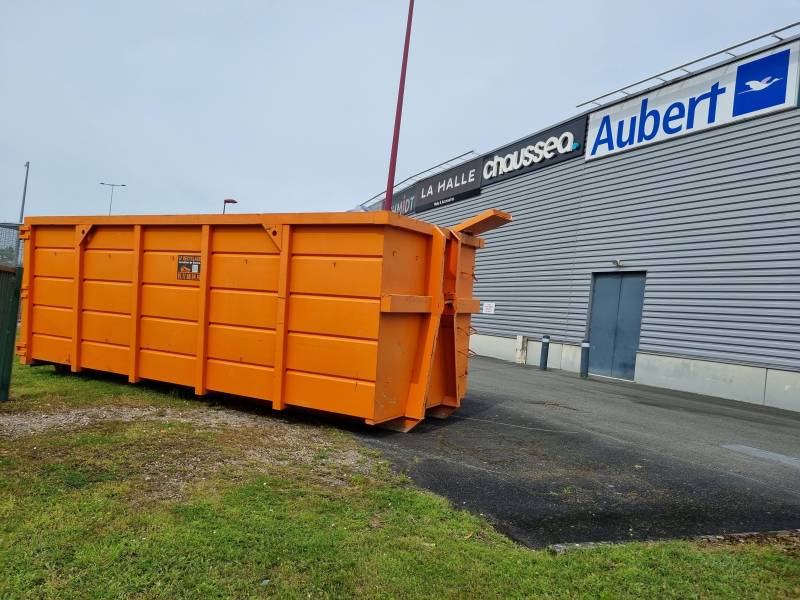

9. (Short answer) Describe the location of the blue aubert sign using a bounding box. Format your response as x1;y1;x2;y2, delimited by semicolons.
586;41;800;160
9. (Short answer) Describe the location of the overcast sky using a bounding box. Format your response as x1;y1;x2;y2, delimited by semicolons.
2;1;799;220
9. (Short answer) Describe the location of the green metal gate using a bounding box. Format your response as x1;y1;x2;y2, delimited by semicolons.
0;224;22;401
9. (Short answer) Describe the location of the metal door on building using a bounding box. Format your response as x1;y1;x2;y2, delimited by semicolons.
587;272;646;380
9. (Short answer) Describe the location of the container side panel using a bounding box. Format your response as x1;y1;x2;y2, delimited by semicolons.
458;245;476;298
207;324;275;367
292;225;384;256
379;228;429;295
85;227;134;250
285;370;375;418
83;250;133;282
288;296;380;339
141;285;198;321
33;249;74;278
83;281;132;314
373;315;425;422
213;226;280;254
140;317;197;356
31;333;71;364
81;341;128;375
206;359;273;400
210;254;279;292
31;306;72;338
427;327;450;408
208;290;277;329
286;333;378;381
454;243;477;399
374;228;436;422
454;313;471;397
138;349;194;386
143;226;201;252
204;225;280;399
82;311;131;346
290;257;383;298
34;226;74;249
32;278;73;309
282;225;385;402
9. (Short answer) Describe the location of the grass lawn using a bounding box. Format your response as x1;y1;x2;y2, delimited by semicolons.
1;361;799;599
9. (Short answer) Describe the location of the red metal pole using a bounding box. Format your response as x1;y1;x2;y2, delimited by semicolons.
383;0;415;212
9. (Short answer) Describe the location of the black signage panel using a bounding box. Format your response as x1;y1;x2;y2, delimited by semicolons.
479;115;588;186
392;157;483;215
390;115;588;216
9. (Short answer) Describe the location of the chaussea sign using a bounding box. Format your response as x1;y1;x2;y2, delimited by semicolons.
586;41;800;160
480;115;587;185
395;115;587;214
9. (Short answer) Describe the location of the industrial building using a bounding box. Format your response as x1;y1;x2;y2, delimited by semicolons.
371;30;800;412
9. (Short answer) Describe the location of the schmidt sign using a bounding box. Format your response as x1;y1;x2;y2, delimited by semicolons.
586;42;800;160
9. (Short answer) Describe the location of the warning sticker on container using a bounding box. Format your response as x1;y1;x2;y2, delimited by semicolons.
481;302;496;314
177;255;201;280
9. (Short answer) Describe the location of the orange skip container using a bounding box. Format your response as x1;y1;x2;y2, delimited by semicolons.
16;209;510;431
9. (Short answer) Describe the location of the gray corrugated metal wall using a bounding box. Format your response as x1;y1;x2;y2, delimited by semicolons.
420;108;800;371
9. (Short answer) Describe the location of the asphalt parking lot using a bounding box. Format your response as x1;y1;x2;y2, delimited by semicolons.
356;356;800;548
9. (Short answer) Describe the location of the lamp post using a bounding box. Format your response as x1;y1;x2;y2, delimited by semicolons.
99;182;126;215
382;0;415;212
223;198;238;214
19;162;30;225
15;161;30;265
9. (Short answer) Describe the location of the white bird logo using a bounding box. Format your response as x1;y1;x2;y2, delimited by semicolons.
740;75;782;93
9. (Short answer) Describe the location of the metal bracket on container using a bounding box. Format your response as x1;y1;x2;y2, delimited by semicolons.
456;298;480;314
75;224;93;246
380;294;432;313
452;208;512;236
18;225;30;240
443;291;480;314
261;224;282;252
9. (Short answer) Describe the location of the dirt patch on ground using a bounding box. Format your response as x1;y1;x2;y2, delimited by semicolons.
697;530;800;558
0;405;274;438
1;405;381;503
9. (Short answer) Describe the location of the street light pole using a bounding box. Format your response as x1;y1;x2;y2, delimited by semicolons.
382;0;415;212
19;162;30;225
223;198;238;214
99;182;126;215
16;161;30;264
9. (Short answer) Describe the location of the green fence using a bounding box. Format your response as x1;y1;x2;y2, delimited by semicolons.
0;224;22;401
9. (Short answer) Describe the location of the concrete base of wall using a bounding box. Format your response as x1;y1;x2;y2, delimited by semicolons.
468;333;800;413
469;334;519;363
471;334;581;372
635;352;800;412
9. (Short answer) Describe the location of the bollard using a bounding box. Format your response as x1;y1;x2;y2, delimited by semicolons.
580;340;590;378
539;335;550;370
515;335;528;364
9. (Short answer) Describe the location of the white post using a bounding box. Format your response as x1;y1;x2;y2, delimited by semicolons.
515;335;528;365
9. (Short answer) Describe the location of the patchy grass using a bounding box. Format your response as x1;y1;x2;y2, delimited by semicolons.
3;360;201;412
1;362;799;599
